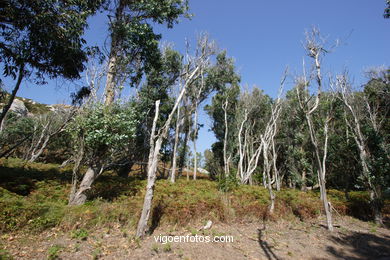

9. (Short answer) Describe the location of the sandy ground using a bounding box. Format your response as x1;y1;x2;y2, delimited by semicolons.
1;216;390;260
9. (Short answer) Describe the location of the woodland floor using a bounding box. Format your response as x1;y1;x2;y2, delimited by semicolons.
1;216;390;260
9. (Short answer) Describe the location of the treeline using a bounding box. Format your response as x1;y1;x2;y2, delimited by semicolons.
0;1;389;237
204;30;389;231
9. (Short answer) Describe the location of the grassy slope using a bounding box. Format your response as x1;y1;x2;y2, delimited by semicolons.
0;158;389;236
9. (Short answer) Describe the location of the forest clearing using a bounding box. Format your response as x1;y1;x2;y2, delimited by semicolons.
1;1;390;259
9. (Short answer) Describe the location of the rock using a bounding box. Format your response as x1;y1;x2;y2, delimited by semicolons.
197;167;210;175
9;99;28;116
199;220;213;231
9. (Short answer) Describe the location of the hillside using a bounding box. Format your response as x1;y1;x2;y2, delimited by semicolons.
0;158;389;259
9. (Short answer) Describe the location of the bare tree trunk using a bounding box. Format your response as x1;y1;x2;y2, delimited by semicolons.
69;166;102;205
338;76;384;226
237;110;248;181
222;98;230;177
262;140;275;214
271;125;280;191
137;65;201;238
29;135;50;162
0;64;24;131
170;105;182;183
193;104;198;180
178;123;189;177
104;0;125;106
186;122;191;181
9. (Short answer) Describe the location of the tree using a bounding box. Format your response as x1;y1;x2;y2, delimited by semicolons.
205;53;241;178
136;36;215;238
25;108;73;162
385;0;390;18
0;0;102;127
336;68;390;225
103;0;190;105
296;27;335;231
68;102;138;205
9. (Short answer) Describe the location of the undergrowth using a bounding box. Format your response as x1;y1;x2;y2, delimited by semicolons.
0;158;388;234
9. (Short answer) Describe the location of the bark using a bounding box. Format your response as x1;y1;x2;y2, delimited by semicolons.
29;135;50;162
262;140;275;214
186;122;191;181
192;104;198;180
104;55;117;106
136;66;200;238
170;105;182;183
69;166;102;205
222;98;230;177
104;0;125;106
178;120;189;177
0;64;24;130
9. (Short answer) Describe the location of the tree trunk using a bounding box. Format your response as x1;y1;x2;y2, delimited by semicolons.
0;64;24;130
170;105;182;183
136;136;162;237
193;105;198;180
104;55;117;106
104;0;125;106
306;114;333;231
186;122;191;181
69;166;101;205
29;135;50;162
301;169;307;191
178;112;190;178
222;98;230;177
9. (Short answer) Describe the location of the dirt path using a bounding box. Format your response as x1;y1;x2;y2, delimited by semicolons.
2;216;390;259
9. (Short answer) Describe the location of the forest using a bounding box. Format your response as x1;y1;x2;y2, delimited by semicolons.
0;1;389;259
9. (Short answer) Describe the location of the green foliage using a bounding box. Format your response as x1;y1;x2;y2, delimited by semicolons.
0;0;102;81
0;248;13;260
217;173;239;192
71;228;89;240
47;244;63;260
385;0;390;18
0;112;34;157
106;0;189;86
67;102;138;166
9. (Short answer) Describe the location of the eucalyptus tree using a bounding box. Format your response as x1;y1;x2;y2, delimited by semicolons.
25;108;74;162
205;54;241;178
136;35;216;238
136;46;183;177
296;27;335;231
277;86;318;190
336;69;390;225
0;0;102;127
68;102;139;205
103;0;190;105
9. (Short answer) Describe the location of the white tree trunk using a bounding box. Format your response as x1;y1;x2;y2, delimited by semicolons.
170;105;182;183
69;166;102;206
136;65;201;238
222;98;230;177
193;105;198;180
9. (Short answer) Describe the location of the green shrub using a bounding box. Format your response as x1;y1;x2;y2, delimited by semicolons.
71;228;89;240
47;244;63;260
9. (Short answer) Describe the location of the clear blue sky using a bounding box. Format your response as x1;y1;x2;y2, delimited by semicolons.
11;0;390;155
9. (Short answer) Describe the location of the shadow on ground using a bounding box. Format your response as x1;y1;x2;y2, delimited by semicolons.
257;226;281;260
327;231;390;260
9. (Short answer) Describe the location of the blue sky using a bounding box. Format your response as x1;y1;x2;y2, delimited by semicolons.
10;0;390;156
